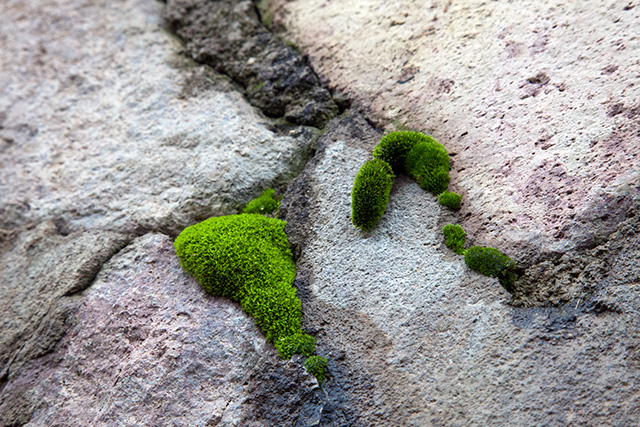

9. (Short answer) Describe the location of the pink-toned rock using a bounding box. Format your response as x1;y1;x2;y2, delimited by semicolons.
268;0;640;261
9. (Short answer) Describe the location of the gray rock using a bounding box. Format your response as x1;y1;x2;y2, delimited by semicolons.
0;0;318;238
164;0;339;128
0;234;324;427
280;114;640;426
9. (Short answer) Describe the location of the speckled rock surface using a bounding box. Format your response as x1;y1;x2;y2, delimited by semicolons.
280;115;640;426
0;234;323;427
268;0;640;263
0;0;317;238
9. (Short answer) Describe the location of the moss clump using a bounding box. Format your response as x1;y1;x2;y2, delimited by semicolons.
404;138;451;195
276;332;316;359
438;191;461;210
373;131;431;172
304;355;328;383
242;188;280;215
351;159;395;231
443;224;466;255
174;214;303;346
464;246;517;293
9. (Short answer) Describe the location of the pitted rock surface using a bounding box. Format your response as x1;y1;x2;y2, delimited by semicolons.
269;0;640;263
0;0;317;238
280;115;640;426
0;234;323;427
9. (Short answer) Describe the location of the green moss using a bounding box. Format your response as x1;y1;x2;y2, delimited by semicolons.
373;131;433;172
304;355;328;383
275;332;316;359
351;159;395;231
242;188;280;215
438;191;461;210
443;224;466;255
464;246;517;293
404;138;450;195
174;214;302;345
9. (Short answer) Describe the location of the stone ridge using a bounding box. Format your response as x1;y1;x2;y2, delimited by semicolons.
164;0;339;128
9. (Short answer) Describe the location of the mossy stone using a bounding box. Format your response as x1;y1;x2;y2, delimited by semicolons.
464;246;517;293
438;191;462;210
443;224;466;255
304;355;328;383
351;159;395;231
243;188;280;215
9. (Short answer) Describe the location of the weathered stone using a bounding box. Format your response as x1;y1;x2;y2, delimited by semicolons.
164;0;338;128
0;0;318;238
268;0;640;264
280;114;640;426
0;234;323;427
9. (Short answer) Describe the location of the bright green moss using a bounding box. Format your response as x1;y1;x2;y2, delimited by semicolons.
404;138;451;195
351;159;395;231
242;188;280;215
304;355;328;383
442;224;466;255
438;191;461;210
373;131;434;172
464;246;517;293
174;214;303;345
276;332;316;358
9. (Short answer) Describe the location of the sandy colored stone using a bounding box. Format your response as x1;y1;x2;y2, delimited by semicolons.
269;0;640;262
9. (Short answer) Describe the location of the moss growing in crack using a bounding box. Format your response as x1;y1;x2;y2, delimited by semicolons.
373;131;428;172
438;191;461;210
174;214;305;348
276;332;316;359
464;246;517;293
243;188;280;215
351;159;395;231
443;224;466;255
404;137;451;195
304;355;328;383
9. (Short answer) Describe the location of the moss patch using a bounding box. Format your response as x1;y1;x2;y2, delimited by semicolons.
304;355;328;383
351;159;395;231
174;214;306;351
373;131;429;172
404;138;450;195
443;224;466;255
243;188;280;215
464;246;517;293
438;191;461;210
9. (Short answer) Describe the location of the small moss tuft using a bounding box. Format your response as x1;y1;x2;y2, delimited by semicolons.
242;188;280;215
275;332;316;359
404;138;451;195
464;246;517;293
304;355;328;383
174;214;303;346
442;224;466;255
351;159;395;231
438;191;462;210
373;131;433;172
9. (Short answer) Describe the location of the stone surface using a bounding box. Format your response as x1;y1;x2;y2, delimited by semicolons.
0;0;317;238
269;0;640;263
280;115;640;426
164;0;339;127
0;234;323;427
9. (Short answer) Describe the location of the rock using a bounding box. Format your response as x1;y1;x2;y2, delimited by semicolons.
0;0;318;238
0;234;324;427
280;114;640;426
164;0;338;128
268;0;640;264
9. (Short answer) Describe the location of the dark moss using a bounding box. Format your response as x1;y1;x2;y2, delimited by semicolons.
174;214;304;346
243;188;280;215
443;224;466;255
275;332;316;359
304;355;328;383
351;159;395;231
404;138;450;195
438;191;461;210
464;246;517;293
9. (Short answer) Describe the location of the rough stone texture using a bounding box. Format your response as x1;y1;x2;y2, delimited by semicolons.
0;234;323;427
164;0;339;127
269;0;640;264
0;0;318;238
280;115;640;426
